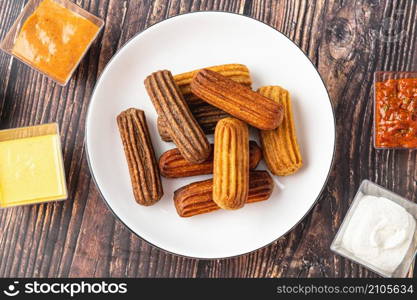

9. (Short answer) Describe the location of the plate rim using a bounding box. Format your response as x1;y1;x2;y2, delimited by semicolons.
85;11;337;260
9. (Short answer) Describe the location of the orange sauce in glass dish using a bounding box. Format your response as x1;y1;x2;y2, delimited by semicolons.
375;78;417;148
12;0;99;84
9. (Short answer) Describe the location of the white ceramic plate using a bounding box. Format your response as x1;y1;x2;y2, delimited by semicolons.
86;12;335;259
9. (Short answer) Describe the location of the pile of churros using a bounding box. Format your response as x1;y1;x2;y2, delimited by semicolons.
117;64;303;217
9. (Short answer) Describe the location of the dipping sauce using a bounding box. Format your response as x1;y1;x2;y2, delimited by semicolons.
0;134;67;207
341;195;416;276
12;0;100;84
375;77;417;148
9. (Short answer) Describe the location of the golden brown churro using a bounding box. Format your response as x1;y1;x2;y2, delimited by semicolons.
174;171;274;217
190;69;284;130
258;86;302;176
213;117;249;210
159;141;262;178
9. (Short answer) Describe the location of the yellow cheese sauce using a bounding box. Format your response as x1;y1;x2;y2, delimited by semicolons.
12;0;99;83
0;134;66;207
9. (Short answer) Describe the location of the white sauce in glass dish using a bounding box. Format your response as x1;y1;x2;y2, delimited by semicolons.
341;195;416;275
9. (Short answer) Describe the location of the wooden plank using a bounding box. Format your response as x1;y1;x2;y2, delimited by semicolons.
0;0;415;278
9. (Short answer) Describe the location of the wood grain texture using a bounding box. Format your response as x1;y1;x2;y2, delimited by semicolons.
0;0;416;278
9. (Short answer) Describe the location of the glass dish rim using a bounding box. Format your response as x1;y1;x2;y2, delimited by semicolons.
0;122;68;208
373;70;417;150
330;179;417;278
0;0;104;86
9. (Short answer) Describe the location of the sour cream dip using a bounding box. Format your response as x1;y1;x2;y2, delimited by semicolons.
341;195;416;275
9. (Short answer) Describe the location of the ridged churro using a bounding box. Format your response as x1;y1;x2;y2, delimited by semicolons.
144;70;210;163
213;117;249;210
174;171;274;217
157;103;229;142
174;63;252;105
190;69;284;130
258;86;302;176
159;141;262;178
117;108;163;206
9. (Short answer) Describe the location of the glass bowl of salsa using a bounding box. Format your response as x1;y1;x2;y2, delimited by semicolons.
0;0;104;86
374;71;417;149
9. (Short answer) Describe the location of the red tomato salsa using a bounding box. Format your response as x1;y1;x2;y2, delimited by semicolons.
375;77;417;148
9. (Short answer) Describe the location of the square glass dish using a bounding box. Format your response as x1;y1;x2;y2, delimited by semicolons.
0;0;104;86
0;123;68;208
374;71;417;149
331;180;417;278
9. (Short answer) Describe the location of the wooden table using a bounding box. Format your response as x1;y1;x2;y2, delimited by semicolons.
0;0;416;278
